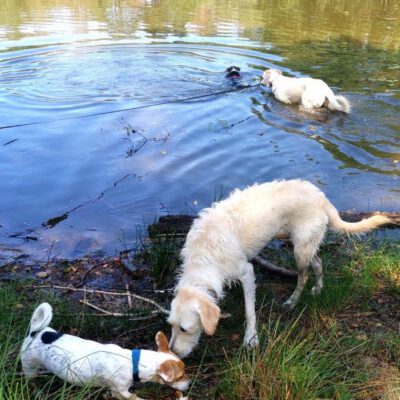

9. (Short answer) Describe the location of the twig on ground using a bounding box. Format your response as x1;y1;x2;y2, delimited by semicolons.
79;299;159;320
126;283;132;308
32;284;169;314
79;299;124;316
30;284;231;319
45;240;55;267
74;263;103;288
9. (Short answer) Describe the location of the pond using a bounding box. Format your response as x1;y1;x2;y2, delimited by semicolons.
0;0;399;261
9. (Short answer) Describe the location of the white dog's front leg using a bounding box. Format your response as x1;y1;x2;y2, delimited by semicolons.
240;263;259;348
274;90;292;105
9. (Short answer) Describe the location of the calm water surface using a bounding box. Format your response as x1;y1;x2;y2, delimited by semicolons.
0;0;399;260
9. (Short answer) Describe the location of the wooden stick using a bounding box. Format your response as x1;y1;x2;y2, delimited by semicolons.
125;283;132;308
79;299;121;316
74;262;103;288
253;255;297;279
79;299;159;320
32;284;231;320
32;285;169;314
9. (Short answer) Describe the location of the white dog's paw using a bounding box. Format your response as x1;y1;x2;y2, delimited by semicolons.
311;285;322;296
243;332;259;348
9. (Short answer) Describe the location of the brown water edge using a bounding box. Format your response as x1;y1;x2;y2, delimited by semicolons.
1;211;399;287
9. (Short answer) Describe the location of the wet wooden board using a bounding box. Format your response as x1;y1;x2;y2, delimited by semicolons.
149;212;400;237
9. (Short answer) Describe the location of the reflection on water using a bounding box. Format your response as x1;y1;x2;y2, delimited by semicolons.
1;1;399;49
0;0;398;260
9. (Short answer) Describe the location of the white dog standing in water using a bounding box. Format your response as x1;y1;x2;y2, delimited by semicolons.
168;180;391;358
262;69;350;113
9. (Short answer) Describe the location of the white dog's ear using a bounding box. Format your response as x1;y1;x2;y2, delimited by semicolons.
155;331;170;353
276;69;282;75
262;69;273;84
262;70;270;78
198;298;220;336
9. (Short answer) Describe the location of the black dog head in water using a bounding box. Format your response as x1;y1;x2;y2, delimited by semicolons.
225;66;241;79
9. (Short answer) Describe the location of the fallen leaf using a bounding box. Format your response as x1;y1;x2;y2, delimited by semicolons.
231;334;240;342
36;271;50;279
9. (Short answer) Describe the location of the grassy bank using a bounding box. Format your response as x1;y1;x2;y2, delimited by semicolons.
0;238;399;399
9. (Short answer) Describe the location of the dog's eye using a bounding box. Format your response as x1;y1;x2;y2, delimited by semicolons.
180;326;187;333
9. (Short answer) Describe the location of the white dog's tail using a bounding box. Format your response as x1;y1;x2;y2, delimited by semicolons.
29;303;53;336
325;95;351;113
324;201;392;234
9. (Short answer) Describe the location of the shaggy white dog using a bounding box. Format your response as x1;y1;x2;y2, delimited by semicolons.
168;180;391;358
262;69;350;113
21;303;190;400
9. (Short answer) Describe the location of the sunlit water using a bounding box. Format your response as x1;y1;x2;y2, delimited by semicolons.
0;1;399;260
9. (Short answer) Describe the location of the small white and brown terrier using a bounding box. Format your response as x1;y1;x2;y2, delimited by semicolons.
21;303;190;400
261;69;350;113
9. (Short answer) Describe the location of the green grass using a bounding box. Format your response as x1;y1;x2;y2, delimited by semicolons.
207;239;400;400
215;317;369;400
141;232;182;288
0;239;399;399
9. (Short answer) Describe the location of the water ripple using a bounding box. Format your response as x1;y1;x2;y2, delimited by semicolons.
0;41;398;259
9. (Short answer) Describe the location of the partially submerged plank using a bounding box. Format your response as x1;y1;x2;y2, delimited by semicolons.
148;212;399;280
149;211;399;237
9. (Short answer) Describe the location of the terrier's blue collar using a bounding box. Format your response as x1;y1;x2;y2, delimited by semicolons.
132;349;141;383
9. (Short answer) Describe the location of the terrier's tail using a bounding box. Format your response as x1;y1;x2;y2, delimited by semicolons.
29;303;53;336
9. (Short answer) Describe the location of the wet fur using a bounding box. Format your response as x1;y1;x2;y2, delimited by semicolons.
168;179;391;357
262;69;350;113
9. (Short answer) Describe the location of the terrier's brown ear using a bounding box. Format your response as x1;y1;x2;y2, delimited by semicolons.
198;298;220;336
157;360;185;382
155;331;170;353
